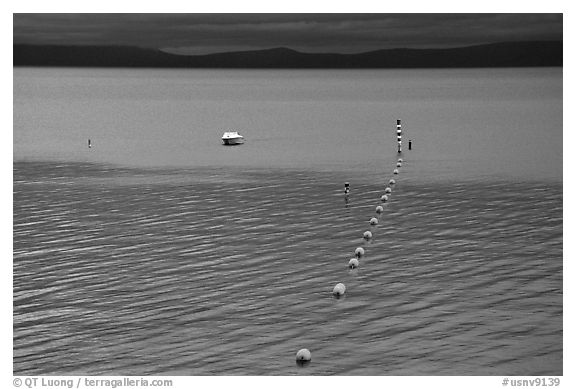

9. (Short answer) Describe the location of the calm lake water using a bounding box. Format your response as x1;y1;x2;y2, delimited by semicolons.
13;67;562;375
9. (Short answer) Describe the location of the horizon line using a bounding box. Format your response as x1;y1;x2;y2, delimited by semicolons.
13;39;563;57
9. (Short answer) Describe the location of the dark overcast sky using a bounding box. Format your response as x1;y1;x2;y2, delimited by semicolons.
13;13;563;54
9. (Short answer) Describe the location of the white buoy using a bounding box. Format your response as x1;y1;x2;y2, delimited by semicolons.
393;169;399;175
381;194;389;202
348;258;359;269
296;349;311;364
398;158;403;163
389;179;396;185
363;231;372;240
376;205;384;214
385;187;392;194
369;217;378;226
333;283;346;297
396;162;402;168
355;247;365;258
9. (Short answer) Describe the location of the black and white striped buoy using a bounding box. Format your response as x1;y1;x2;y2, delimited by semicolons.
396;119;402;153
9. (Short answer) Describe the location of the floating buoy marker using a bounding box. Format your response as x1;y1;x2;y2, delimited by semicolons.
348;258;359;269
393;169;399;175
333;283;346;297
381;195;389;202
389;179;396;185
355;247;365;258
397;119;402;153
344;182;350;195
376;205;384;214
385;187;392;194
369;217;378;226
296;349;311;365
363;231;372;240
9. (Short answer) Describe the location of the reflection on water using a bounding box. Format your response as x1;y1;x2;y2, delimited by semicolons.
13;161;562;375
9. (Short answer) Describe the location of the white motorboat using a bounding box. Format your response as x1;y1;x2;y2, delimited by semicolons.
221;131;245;145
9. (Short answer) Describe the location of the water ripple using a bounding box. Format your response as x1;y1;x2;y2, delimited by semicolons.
13;161;562;375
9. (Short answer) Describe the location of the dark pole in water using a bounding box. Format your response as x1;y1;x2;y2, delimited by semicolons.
396;119;402;153
88;139;91;148
409;139;412;150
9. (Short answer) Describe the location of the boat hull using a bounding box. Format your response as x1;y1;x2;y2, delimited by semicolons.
222;137;245;145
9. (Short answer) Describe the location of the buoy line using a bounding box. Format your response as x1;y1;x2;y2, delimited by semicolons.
297;119;408;365
328;158;404;303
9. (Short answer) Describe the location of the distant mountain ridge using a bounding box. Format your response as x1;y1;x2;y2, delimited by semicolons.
13;41;562;68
